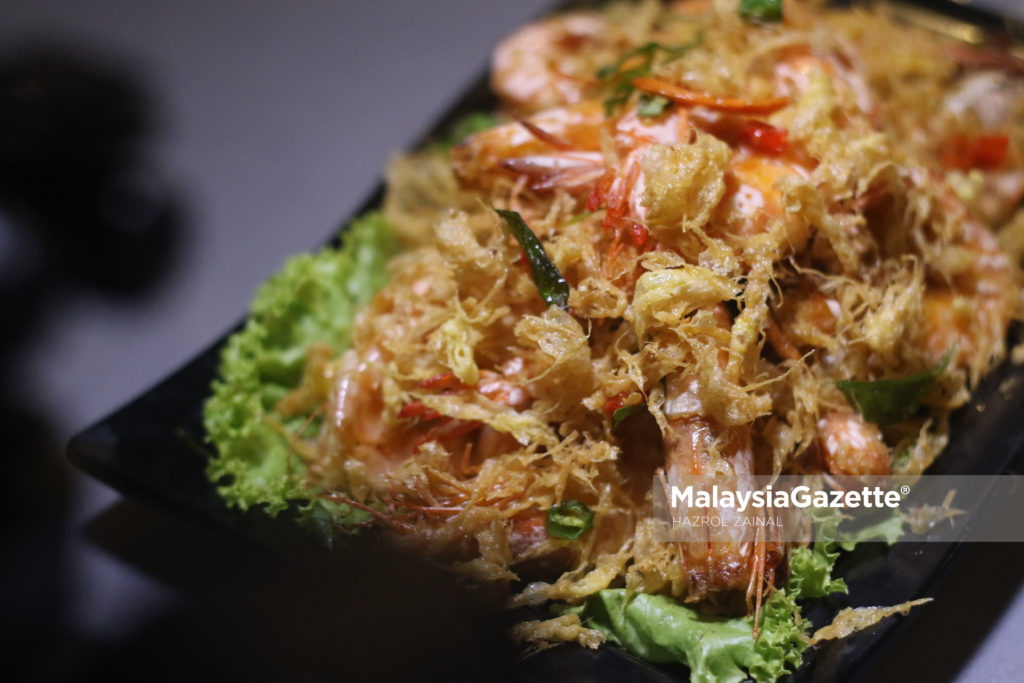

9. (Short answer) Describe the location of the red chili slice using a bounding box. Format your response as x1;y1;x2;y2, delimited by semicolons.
740;120;789;155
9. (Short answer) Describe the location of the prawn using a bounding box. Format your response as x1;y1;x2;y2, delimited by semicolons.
817;410;891;477
771;44;877;120
663;373;782;618
921;189;1016;378
658;305;781;614
491;12;623;115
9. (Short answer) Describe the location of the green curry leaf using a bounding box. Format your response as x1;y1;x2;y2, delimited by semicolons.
739;0;783;23
496;209;570;310
835;349;953;426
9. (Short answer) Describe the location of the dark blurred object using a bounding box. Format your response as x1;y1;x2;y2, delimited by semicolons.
0;398;70;683
0;49;179;682
57;500;517;683
0;49;177;352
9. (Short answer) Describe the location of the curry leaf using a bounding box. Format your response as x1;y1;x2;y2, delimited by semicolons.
835;349;953;426
739;0;783;23
496;209;570;310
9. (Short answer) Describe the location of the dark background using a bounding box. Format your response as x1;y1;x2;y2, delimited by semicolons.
2;0;1023;681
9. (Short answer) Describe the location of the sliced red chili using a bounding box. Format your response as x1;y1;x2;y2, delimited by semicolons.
740;120;789;154
627;222;649;248
603;391;632;417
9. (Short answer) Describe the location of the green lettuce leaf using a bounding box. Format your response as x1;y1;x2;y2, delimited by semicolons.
787;504;903;599
838;509;907;549
807;503;906;554
787;545;847;600
562;507;855;681
748;590;811;683
787;507;848;600
203;212;399;523
566;589;808;683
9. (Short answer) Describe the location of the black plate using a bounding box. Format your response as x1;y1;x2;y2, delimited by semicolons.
67;2;1024;681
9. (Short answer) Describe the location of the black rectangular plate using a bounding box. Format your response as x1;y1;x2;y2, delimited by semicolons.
68;2;1024;681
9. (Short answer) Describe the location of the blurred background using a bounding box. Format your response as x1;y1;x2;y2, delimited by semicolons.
1;0;1022;681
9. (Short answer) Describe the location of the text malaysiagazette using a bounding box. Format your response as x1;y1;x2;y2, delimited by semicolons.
669;485;902;513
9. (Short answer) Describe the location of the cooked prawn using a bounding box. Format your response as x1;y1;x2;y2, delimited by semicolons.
921;189;1016;377
491;12;622;115
663;372;781;614
817;410;891;477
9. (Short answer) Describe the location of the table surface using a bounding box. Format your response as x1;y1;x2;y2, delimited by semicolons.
3;1;1022;681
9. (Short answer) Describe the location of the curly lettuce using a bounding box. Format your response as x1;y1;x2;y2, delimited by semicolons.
786;507;848;600
203;212;399;524
560;520;854;682
565;588;809;683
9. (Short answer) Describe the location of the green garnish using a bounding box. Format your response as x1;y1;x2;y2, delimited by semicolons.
637;94;670;118
595;41;694;81
563;589;809;682
546;500;595;540
495;209;570;310
596;35;703;116
438;111;500;149
891;444;912;471
739;0;783;23
786;507;847;600
204;212;399;527
556;504;849;681
835;349;954;427
612;402;648;428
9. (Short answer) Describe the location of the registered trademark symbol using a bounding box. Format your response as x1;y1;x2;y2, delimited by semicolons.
899;485;910;495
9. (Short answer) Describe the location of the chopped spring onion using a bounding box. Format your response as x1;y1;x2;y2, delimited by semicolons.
596;35;703;116
637;94;670;118
546;500;595;540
